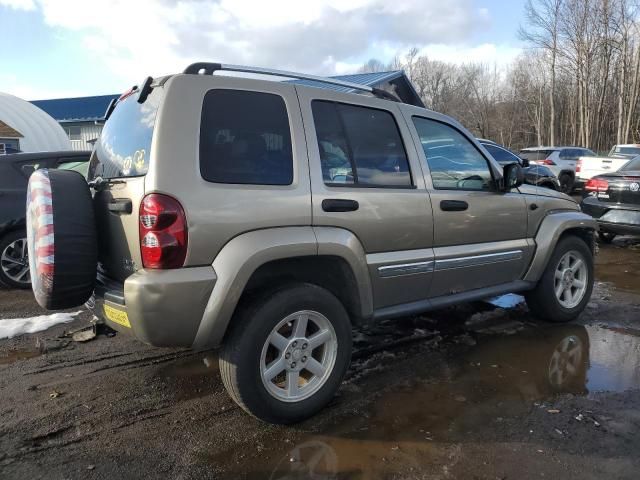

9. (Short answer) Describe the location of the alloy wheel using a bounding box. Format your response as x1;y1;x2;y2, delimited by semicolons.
260;310;338;402
554;250;588;309
1;237;31;286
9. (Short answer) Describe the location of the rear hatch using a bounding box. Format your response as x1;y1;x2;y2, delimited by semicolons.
519;149;556;165
593;171;640;206
88;87;163;282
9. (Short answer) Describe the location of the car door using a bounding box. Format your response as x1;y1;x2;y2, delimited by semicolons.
296;87;435;309
404;113;533;297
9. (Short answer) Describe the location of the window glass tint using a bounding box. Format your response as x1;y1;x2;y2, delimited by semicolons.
611;146;640;157
621;157;640;171
312;101;411;187
483;143;520;164
519;150;555;161
200;90;293;185
413;117;492;191
89;89;160;180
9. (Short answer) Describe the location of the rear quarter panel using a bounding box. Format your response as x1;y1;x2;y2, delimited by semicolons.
145;74;312;266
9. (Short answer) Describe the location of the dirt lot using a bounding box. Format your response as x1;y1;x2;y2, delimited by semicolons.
1;239;639;480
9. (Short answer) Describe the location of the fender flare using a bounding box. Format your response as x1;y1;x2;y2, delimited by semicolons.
192;226;372;349
523;211;597;282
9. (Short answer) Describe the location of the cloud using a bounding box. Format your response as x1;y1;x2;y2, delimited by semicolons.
23;0;491;84
0;0;35;10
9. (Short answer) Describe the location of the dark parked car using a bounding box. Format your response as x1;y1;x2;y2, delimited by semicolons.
478;140;561;191
581;156;640;243
0;151;90;288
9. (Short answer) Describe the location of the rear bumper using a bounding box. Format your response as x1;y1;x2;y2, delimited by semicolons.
580;195;640;235
92;267;216;347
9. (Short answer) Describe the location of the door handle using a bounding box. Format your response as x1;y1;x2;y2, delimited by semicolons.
440;200;468;212
107;199;132;214
322;199;359;212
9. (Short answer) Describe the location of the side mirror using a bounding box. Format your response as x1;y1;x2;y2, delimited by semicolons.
503;162;524;191
520;157;530;168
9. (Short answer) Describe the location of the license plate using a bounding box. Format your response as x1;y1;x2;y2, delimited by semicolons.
103;304;131;328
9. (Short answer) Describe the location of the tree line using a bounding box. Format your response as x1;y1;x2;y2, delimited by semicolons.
360;0;640;153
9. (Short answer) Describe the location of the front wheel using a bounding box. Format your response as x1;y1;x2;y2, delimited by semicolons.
219;284;352;424
525;235;594;323
598;231;616;244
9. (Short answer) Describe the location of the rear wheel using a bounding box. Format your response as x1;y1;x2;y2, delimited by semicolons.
525;235;594;323
0;231;31;289
219;283;352;424
598;231;616;244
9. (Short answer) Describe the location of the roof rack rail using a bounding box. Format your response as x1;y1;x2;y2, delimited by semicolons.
183;62;401;103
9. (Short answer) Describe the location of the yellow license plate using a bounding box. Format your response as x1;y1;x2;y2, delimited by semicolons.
103;304;131;328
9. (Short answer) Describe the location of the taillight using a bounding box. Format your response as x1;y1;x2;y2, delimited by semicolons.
585;178;609;192
541;158;556;165
576;159;582;173
139;194;187;269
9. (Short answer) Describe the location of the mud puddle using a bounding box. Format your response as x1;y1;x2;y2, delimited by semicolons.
213;321;640;479
0;347;41;365
596;242;640;295
154;352;220;401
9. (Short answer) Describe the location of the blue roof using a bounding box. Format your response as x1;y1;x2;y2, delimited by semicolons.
31;94;119;122
291;70;404;93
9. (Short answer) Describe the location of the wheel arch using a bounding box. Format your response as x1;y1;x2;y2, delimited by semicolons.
192;226;373;349
524;211;597;283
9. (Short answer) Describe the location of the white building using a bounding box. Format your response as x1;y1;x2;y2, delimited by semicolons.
0;92;71;154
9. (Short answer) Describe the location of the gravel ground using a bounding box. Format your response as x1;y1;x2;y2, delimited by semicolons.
0;240;639;479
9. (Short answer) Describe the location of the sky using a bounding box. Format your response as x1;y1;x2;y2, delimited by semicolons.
0;0;526;100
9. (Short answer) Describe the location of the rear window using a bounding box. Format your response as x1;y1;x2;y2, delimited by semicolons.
610;146;640;157
519;150;555;161
88;89;161;180
199;89;293;185
621;157;640;171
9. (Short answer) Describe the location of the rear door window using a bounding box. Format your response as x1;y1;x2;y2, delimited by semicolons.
200;89;293;186
311;100;412;187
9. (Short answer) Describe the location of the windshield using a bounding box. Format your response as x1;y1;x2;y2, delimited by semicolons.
609;146;640;158
621;156;640;171
88;88;162;180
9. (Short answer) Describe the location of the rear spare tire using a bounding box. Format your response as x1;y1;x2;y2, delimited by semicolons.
26;169;97;310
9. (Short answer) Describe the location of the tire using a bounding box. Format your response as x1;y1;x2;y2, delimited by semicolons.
219;283;352;424
0;230;31;289
26;169;97;310
598;231;616;244
525;235;594;323
558;173;574;194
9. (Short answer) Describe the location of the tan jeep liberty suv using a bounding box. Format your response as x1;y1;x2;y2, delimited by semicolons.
27;63;597;424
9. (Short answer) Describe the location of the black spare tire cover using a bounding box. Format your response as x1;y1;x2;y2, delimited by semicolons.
26;169;97;310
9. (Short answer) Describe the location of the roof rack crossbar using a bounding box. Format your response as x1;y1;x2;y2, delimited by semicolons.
183;62;400;103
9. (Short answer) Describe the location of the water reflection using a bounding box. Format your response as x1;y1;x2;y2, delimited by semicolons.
218;323;640;479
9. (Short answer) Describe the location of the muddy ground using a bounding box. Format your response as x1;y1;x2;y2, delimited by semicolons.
1;240;639;480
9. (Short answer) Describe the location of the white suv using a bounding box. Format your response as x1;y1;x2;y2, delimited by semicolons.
520;147;596;193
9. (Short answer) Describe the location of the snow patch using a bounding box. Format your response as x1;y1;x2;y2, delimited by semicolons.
0;311;82;339
486;294;524;309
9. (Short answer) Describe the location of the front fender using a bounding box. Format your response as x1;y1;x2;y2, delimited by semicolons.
523;211;597;282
